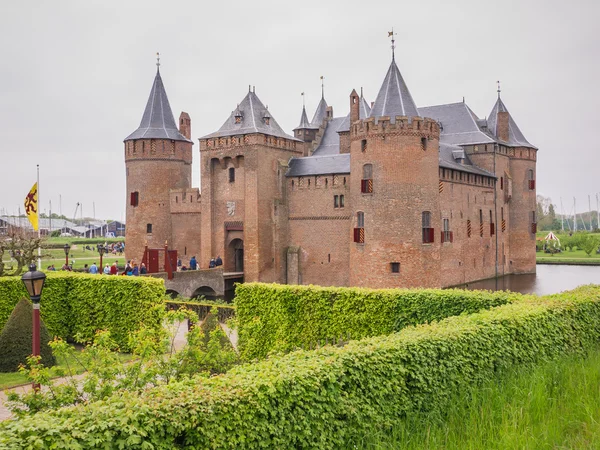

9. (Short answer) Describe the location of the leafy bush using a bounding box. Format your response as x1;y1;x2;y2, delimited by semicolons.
236;283;522;360
0;273;166;350
0;298;56;372
2;286;600;448
579;234;600;256
166;299;236;323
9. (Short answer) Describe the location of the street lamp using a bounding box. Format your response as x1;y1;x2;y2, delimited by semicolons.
97;244;105;272
21;264;46;391
63;243;71;267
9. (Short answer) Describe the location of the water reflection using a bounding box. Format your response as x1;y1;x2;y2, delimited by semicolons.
460;265;600;296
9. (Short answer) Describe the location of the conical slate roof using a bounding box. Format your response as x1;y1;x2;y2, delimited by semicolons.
310;97;329;128
487;97;536;148
125;69;191;142
293;105;311;131
370;59;419;120
201;89;297;140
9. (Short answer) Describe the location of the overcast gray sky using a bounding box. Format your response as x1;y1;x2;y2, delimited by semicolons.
1;0;599;221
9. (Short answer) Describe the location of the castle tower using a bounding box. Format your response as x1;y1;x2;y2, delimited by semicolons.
198;87;302;281
293;105;316;143
124;63;193;263
487;95;537;274
348;56;441;288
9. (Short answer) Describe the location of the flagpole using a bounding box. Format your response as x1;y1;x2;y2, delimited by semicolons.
37;164;41;270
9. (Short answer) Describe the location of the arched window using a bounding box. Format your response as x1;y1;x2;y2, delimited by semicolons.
422;211;434;243
354;212;365;243
361;164;373;193
528;169;535;190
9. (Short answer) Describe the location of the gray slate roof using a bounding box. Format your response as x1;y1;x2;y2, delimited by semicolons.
293;105;311;131
312;117;347;156
419;102;498;146
438;143;496;177
201;89;298;141
337;94;372;132
487;97;536;149
125;69;192;143
370;59;419;120
310;97;328;128
286;153;350;177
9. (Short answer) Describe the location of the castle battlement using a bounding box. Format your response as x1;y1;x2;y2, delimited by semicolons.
199;133;302;154
170;188;201;214
351;116;440;140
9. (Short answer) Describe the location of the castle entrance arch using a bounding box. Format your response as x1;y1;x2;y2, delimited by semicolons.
192;286;218;301
228;238;244;273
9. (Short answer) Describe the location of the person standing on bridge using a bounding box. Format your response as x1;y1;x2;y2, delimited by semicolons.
189;256;197;270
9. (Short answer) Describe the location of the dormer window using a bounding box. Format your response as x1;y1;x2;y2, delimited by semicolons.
263;109;271;126
234;105;243;124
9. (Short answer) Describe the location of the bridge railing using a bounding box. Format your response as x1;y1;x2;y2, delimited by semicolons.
166;299;236;323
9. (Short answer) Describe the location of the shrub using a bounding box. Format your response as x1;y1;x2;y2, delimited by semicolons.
0;298;56;372
236;283;522;360
0;273;166;351
2;286;600;448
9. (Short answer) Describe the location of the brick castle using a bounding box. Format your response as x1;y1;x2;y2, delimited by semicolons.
124;50;537;289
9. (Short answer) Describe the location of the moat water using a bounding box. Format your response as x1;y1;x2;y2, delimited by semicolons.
461;264;600;296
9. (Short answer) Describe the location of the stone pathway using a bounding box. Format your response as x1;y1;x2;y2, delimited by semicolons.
0;319;238;421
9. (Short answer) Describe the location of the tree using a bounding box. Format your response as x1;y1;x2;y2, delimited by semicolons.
579;235;600;257
0;298;56;372
0;229;46;276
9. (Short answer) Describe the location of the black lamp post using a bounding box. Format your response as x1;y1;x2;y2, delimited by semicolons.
21;264;46;391
97;244;105;273
63;243;71;267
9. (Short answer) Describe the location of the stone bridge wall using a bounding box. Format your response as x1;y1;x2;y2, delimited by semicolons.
149;268;225;298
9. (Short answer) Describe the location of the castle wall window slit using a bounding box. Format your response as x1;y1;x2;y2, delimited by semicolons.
229;167;235;183
422;211;434;243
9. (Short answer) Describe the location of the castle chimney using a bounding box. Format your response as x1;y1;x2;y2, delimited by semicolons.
497;111;509;142
350;89;359;124
179;112;191;139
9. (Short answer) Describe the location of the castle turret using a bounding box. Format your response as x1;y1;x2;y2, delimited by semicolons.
124;63;193;263
293;105;316;143
488;95;537;274
349;55;441;288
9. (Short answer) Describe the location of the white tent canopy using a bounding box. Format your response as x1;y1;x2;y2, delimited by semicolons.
544;232;560;242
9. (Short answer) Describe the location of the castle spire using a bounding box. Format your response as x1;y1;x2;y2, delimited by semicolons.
124;62;191;143
370;56;419;120
320;76;324;99
487;95;536;148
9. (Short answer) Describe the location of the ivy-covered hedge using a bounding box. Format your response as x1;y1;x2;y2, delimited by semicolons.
0;273;165;350
236;283;523;360
2;286;600;448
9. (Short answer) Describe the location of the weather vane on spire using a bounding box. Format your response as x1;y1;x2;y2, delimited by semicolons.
388;28;397;61
497;80;501;98
301;92;305;107
320;75;324;99
156;52;161;69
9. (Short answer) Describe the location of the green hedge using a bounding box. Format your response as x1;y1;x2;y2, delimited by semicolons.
2;286;600;448
166;300;236;323
236;283;523;360
0;273;165;350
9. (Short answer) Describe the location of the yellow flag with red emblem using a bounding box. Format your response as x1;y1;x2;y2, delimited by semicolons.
24;182;38;231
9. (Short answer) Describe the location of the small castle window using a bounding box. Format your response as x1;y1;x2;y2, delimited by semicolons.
390;262;400;273
229;168;235;183
340;195;345;208
175;196;178;203
422;211;434;243
146;223;153;234
354;212;365;243
361;140;367;152
421;137;427;150
130;192;139;207
334;195;339;208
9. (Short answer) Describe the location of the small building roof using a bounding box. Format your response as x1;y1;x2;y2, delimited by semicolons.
286;153;350;177
312;117;347;156
124;69;192;143
201;89;298;141
438;143;496;177
310;97;329;128
370;59;419;120
419;102;498;146
293;105;312;131
487;97;537;149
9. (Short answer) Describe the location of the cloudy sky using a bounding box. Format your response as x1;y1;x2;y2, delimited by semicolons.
1;0;598;221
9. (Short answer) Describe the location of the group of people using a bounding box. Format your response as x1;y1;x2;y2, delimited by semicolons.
175;255;222;271
77;260;147;276
209;255;223;268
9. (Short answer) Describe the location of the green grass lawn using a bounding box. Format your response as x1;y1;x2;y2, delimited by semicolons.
537;248;600;265
1;245;126;271
355;348;600;449
0;345;134;389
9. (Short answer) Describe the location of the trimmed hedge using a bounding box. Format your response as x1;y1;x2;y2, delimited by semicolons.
0;273;166;350
236;283;523;360
2;286;600;448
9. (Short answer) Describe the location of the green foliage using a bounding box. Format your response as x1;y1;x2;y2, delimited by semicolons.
579;234;600;256
0;298;56;372
235;283;521;360
167;299;236;323
6;307;239;417
2;286;600;448
0;273;166;351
